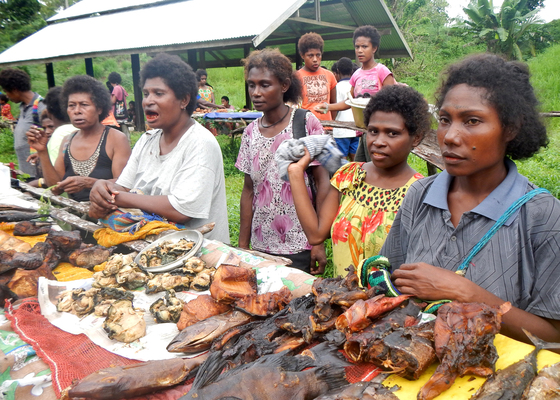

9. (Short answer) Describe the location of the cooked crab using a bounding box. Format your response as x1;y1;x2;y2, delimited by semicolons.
191;269;214;291
149;289;184;323
145;273;192;294
103;300;146;343
116;262;149;290
183;257;206;275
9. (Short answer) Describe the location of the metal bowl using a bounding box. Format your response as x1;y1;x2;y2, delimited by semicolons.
134;230;203;273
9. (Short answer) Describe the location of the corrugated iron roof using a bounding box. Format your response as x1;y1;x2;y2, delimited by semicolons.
0;0;411;67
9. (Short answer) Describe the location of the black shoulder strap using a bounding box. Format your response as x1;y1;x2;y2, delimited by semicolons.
293;108;310;139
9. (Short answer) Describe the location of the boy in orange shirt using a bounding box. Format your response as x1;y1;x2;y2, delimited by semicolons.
295;33;337;121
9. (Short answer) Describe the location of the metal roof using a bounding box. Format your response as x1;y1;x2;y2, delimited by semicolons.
0;0;412;68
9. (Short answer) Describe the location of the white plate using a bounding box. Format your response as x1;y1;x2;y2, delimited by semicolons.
134;230;203;273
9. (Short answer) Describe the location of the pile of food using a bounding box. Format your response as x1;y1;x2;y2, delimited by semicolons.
137;238;195;268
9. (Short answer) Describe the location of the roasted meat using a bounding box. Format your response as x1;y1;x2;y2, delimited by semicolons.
46;230;82;253
0;230;31;253
0;283;18;307
274;294;316;342
0;210;48;222
177;294;231;331
234;286;292;317
0;249;44;274
7;263;55;298
336;294;412;334
344;300;422;363
29;241;60;269
312;266;373;322
13;221;52;236
68;245;115;269
418;301;512;400
209;264;257;303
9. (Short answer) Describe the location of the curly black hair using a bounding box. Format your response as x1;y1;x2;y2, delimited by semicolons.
297;32;324;55
61;75;112;121
242;48;302;104
195;69;208;80
141;54;198;116
0;68;31;92
363;85;431;141
436;53;547;159
337;57;354;76
353;25;380;49
44;86;70;123
108;72;122;84
0;94;8;103
331;61;339;75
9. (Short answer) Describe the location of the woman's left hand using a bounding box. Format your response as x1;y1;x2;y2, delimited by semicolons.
56;176;93;194
287;147;312;175
392;262;475;302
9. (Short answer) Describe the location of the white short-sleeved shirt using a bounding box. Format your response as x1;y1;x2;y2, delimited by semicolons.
116;121;229;243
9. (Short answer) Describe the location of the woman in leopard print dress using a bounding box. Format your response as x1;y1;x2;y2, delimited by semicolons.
288;85;431;276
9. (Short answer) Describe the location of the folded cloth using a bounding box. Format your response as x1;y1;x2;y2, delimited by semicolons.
94;220;180;247
275;135;346;181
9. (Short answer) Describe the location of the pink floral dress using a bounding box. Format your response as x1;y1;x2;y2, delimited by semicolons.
330;162;423;276
235;109;323;254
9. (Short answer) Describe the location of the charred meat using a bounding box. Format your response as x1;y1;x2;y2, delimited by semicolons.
210;264;257;304
68;245;115;269
13;221;52;236
234;286;292;317
177;294;231;331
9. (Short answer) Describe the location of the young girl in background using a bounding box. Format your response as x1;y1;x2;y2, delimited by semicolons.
236;48;330;274
288;85;431;276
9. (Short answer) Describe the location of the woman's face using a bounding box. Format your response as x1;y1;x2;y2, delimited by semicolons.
67;93;102;129
142;77;189;130
437;83;510;177
41;117;55;138
366;111;420;170
247;67;287;113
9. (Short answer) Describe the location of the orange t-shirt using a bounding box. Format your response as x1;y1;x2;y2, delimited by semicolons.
296;68;337;121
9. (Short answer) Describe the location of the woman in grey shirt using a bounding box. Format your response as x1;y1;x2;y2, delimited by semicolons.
382;53;560;345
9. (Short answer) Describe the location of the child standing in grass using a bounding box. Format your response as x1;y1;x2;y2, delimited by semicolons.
289;85;431;276
295;32;337;122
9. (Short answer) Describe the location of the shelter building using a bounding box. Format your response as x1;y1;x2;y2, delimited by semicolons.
0;0;412;131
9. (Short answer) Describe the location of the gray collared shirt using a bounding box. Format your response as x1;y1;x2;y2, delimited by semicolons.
381;159;560;320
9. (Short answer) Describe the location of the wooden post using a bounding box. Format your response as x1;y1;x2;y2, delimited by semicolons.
131;54;145;132
199;49;206;69
187;49;198;71
45;63;55;88
85;58;94;77
244;44;251;110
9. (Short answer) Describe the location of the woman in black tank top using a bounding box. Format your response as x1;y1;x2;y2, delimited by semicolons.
26;75;131;202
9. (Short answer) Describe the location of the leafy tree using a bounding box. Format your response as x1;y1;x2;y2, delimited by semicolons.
462;0;543;60
40;0;81;20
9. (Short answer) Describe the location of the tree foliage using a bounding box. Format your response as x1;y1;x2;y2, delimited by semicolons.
461;0;543;60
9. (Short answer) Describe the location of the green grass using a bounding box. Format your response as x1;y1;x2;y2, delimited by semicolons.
0;128;16;164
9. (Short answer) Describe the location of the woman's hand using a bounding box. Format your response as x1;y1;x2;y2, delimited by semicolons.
89;180;120;213
287;147;313;175
26;126;49;153
26;153;39;165
55;176;94;194
392;262;476;302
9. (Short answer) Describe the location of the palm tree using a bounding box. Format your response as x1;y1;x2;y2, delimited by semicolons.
462;0;542;60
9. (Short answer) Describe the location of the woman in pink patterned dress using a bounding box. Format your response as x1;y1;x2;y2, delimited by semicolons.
235;48;330;274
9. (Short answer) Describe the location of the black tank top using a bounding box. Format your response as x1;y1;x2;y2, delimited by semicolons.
63;127;113;202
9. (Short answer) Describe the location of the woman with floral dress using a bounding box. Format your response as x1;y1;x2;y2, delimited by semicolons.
288;85;431;276
236;48;330;274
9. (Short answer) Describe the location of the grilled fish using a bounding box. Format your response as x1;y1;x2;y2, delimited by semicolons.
0;211;49;222
167;310;253;353
68;354;208;399
473;330;560;400
182;348;348;400
523;361;560;400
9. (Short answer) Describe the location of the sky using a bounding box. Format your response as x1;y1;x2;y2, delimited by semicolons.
446;0;560;23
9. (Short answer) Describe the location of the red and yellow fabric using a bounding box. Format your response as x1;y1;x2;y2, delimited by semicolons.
330;162;422;277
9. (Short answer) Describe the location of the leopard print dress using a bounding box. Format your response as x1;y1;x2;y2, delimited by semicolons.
330;162;423;276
